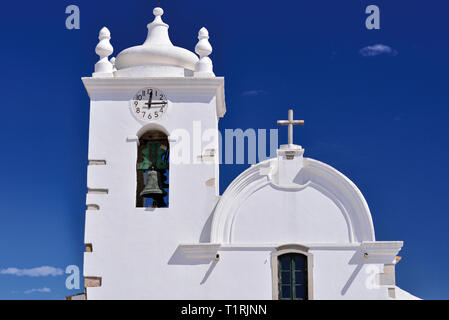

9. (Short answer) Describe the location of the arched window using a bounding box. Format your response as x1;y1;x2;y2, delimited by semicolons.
136;130;169;208
277;253;308;300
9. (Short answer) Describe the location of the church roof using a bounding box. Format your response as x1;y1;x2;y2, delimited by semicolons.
114;7;199;77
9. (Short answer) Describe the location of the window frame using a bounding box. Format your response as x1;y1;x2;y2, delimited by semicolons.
271;245;314;300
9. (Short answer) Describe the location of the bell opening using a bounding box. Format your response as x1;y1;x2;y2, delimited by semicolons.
136;130;169;208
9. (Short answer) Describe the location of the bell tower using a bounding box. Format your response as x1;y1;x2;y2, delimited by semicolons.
82;7;225;299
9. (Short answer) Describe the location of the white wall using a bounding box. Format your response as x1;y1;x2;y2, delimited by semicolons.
232;184;352;244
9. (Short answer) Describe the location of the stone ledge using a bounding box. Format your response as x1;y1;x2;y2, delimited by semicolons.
178;244;221;259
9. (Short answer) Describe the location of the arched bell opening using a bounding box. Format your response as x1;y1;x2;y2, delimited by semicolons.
136;130;169;208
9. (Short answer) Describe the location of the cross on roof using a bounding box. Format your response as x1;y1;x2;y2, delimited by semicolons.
277;109;304;145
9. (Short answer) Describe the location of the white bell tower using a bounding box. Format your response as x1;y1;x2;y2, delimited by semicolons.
81;7;225;298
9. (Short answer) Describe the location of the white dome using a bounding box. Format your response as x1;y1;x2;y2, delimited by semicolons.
114;8;198;77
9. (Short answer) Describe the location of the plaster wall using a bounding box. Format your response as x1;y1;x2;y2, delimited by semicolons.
232;185;352;244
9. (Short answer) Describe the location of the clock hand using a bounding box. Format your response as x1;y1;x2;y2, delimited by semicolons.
145;91;153;109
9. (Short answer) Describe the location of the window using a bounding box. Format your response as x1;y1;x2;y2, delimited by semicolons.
278;253;308;300
136;130;169;208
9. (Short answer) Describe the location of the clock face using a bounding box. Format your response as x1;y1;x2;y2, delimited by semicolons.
130;87;168;121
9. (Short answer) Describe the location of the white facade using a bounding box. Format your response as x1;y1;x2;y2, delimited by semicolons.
81;7;418;300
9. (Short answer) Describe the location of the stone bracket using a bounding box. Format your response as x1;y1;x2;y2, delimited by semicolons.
361;241;403;263
178;244;221;260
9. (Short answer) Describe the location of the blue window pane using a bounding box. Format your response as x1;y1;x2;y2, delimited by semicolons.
294;256;306;270
281;271;291;284
280;256;291;270
295;271;305;285
295;285;306;300
281;285;291;299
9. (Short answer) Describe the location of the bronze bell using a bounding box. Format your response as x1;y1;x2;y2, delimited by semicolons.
140;169;167;198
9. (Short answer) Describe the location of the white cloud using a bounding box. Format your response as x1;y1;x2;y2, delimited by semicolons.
359;44;398;57
24;287;51;294
0;266;64;277
242;90;267;96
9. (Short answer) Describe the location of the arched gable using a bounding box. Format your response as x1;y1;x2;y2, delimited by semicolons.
210;158;375;244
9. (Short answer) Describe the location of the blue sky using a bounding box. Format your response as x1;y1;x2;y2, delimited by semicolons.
0;0;448;299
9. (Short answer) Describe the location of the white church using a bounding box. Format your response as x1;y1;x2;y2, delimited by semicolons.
78;7;419;300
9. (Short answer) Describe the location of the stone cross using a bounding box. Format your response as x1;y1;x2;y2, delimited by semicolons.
277;109;304;145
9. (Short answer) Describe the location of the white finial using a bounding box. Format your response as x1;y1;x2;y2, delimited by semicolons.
194;27;214;77
143;7;172;46
93;27;114;77
195;27;212;58
153;7;164;17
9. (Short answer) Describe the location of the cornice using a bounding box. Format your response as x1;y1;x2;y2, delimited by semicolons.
81;76;226;117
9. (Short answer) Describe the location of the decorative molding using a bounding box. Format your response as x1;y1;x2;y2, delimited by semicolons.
210;156;375;244
81;77;226;118
214;243;360;250
210;159;272;244
361;241;403;263
276;244;309;252
178;244;221;259
304;159;375;242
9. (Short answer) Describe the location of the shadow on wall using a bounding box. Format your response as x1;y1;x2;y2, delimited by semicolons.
168;246;211;265
341;249;387;296
167;246;218;285
341;250;364;295
199;210;215;243
200;260;218;284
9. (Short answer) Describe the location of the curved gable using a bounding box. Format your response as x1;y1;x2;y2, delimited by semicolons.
210;158;375;244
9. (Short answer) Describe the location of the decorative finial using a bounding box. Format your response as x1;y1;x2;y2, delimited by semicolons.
150;7;166;27
153;7;163;17
195;28;212;58
93;27;114;77
143;7;172;46
194;27;215;77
